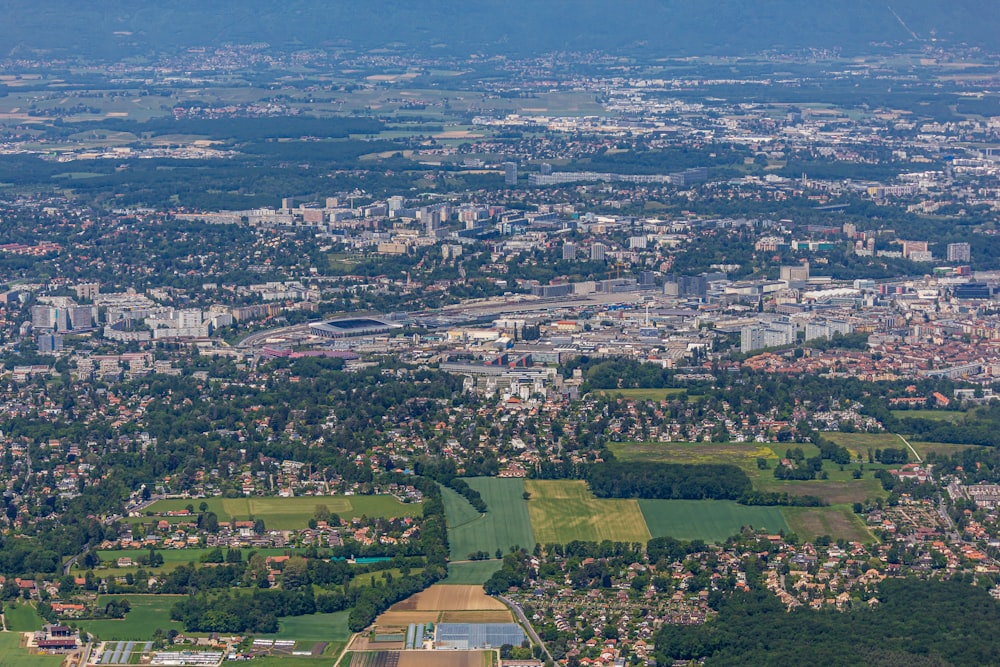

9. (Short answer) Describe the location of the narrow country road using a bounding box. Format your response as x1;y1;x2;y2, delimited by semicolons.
498;595;553;663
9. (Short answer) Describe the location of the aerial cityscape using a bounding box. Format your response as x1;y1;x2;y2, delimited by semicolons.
2;2;1000;666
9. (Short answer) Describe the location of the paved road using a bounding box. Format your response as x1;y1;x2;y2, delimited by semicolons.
498;595;553;664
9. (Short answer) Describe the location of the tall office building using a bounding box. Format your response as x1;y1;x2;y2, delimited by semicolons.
562;242;577;260
590;243;606;261
504;162;518;186
948;242;971;262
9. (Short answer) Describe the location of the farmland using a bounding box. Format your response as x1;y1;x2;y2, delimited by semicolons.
783;506;874;542
639;500;789;542
442;478;534;560
0;632;64;667
371;584;512;629
257;611;351;643
143;495;422;529
444;560;503;585
78;595;185;640
525;480;651;544
4;603;44;631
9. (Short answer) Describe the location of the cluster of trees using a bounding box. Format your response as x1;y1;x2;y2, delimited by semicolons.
171;588;318;633
874;447;909;465
586;462;752;501
739;491;826;507
444;478;487;514
655;578;1000;666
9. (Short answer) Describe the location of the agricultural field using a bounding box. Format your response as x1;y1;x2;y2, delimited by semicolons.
4;602;45;631
0;632;64;667
373;584;511;629
143;495;422;529
344;649;488;667
442;478;534;560
753;475;886;505
251;656;337;667
783;506;874;543
257;611;351;644
444;560;503;585
639;500;789;542
78;595;185;640
525;480;650;544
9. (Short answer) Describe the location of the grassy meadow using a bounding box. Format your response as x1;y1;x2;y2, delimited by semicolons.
639;500;789;542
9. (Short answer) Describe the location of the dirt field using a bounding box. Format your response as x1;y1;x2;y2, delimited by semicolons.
373;611;441;628
398;652;485;667
389;585;506;611
439;610;513;623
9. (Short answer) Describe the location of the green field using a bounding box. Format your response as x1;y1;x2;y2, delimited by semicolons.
598;388;691;401
0;631;64;667
78;595;185;640
143;495;422;529
909;441;979;458
444;560;503;585
609;441;777;467
891;409;967;423
4;603;44;631
612;439;886;505
525;480;651;545
639;500;789;543
823;432;909;457
783;506;874;543
257;611;351;643
442;478;535;560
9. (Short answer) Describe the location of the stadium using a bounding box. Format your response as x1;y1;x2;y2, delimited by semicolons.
308;317;402;339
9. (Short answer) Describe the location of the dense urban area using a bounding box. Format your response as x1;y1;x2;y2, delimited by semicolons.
3;5;1000;667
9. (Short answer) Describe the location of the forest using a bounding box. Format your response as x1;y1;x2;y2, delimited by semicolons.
655;578;1000;666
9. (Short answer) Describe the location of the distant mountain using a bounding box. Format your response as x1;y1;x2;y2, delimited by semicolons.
3;1;999;59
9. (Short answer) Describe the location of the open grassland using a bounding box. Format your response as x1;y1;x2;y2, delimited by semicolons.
4;603;44;631
442;478;534;560
597;388;691;401
79;595;185;640
754;475;886;505
783;506;874;542
444;560;503;585
909;441;980;458
144;495;421;529
0;632;64;667
609;441;777;468
891;409;968;422
257;611;351;643
639;500;789;543
525;480;650;544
